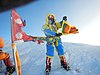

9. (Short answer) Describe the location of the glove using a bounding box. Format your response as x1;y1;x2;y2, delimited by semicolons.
56;33;62;36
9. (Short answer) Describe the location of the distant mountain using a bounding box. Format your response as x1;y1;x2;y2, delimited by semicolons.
2;41;100;75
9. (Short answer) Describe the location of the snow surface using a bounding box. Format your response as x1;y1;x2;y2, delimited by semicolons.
2;41;100;75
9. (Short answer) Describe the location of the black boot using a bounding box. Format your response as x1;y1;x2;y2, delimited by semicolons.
6;65;15;75
61;60;70;71
60;56;70;71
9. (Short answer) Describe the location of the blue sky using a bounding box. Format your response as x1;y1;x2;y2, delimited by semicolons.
0;0;100;46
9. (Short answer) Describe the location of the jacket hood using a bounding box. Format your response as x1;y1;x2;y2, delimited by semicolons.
46;14;56;24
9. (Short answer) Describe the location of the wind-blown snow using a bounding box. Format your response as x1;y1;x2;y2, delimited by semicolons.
2;41;100;75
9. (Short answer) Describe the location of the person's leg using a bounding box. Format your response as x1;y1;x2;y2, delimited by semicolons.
46;56;52;72
2;52;15;74
46;42;54;72
59;55;70;71
55;39;70;71
55;38;64;57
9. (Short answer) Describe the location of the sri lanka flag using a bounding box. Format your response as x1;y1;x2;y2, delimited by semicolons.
61;21;79;34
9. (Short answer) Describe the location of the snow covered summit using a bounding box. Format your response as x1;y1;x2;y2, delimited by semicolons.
3;41;100;75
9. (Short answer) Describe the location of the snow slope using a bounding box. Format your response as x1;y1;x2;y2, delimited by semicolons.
2;41;100;75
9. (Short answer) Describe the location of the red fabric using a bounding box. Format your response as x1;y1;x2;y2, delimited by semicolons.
69;26;78;33
37;40;44;44
4;57;13;67
46;57;51;65
11;9;32;42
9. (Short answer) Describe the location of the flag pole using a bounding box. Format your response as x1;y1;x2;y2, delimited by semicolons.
11;9;22;75
11;9;18;75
